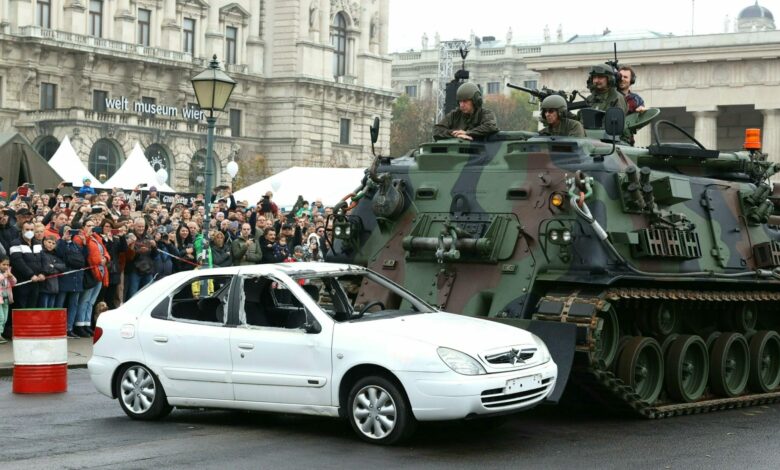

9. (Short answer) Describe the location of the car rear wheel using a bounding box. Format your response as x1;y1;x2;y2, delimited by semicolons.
347;375;416;445
116;364;172;420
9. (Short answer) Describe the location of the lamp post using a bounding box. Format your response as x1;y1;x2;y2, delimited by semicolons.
191;55;236;268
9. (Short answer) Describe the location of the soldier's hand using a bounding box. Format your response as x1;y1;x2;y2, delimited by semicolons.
636;106;647;113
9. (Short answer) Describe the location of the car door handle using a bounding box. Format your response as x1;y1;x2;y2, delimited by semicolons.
153;336;168;343
238;343;254;350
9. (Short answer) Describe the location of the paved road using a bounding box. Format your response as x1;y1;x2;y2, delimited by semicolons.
1;369;778;470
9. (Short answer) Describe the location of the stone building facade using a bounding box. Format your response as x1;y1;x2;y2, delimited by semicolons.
391;3;780;167
0;0;393;192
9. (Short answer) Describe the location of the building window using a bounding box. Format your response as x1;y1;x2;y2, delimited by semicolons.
138;8;151;46
36;136;60;162
145;143;171;183
141;96;156;118
183;18;196;54
89;0;103;37
229;109;242;137
93;90;108;112
487;82;501;95
89;138;122;183
40;83;56;110
339;118;351;145
36;0;51;29
404;85;417;97
190;150;219;192
225;26;237;65
331;12;347;77
523;79;538;90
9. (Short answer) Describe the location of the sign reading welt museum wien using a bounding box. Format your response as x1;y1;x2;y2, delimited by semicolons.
105;97;205;120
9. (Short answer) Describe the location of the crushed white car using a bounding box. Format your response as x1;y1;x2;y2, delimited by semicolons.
88;263;557;444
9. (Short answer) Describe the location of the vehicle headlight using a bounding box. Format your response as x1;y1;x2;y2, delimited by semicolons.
345;225;351;236
334;226;342;237
561;229;572;243
437;347;486;375
531;334;551;364
549;229;560;242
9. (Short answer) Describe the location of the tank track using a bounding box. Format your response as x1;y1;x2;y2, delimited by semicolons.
535;287;780;418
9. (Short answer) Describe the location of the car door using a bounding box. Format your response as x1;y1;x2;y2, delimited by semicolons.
138;274;235;401
229;274;333;406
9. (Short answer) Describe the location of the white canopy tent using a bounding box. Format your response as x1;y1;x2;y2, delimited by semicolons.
233;167;366;209
105;143;174;192
47;135;104;188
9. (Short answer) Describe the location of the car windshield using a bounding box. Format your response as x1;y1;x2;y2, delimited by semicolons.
291;270;436;323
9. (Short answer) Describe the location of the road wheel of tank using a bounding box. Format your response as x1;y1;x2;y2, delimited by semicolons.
645;302;679;337
592;305;619;369
617;337;664;404
748;330;780;392
660;334;680;359
665;335;709;402
709;332;750;397
705;331;721;351
722;303;759;334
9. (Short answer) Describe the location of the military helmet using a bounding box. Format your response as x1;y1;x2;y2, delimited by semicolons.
588;63;616;87
541;94;568;113
456;82;483;108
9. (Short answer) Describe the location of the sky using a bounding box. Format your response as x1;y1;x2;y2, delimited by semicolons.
388;0;780;52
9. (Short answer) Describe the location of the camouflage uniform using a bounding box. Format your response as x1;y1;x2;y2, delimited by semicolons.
433;107;499;141
540;118;585;137
585;87;628;114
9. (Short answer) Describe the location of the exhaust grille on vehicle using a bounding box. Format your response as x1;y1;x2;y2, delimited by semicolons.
480;378;553;409
484;348;536;365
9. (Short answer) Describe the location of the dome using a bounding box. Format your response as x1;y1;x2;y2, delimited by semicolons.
739;2;774;21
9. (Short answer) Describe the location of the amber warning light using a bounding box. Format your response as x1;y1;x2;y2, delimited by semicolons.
744;128;762;150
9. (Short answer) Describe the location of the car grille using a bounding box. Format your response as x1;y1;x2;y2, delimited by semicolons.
480;378;553;409
484;348;536;366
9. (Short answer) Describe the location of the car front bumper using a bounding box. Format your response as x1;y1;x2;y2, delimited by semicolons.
88;355;120;398
397;360;558;421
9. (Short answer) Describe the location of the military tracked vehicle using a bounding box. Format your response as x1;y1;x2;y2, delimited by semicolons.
325;102;780;418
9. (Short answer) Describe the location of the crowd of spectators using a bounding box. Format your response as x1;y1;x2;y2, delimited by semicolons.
0;179;335;342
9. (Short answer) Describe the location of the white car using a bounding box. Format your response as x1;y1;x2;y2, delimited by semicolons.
88;263;557;444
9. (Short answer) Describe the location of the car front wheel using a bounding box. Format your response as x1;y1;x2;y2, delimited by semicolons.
347;375;416;445
116;364;172;420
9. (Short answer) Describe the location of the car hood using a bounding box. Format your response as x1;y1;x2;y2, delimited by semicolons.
339;312;535;353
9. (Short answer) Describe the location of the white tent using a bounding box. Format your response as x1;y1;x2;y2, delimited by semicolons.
105;143;174;192
47;135;104;188
233;167;366;209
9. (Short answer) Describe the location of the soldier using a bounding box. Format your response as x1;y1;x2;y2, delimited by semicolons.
538;95;585;137
584;64;627;114
433;82;498;141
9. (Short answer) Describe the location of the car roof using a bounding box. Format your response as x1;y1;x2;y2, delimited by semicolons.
193;262;368;278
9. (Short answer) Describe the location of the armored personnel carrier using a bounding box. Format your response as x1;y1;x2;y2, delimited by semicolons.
325;102;780;418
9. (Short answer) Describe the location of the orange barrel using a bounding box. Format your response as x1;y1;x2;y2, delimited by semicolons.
12;308;68;393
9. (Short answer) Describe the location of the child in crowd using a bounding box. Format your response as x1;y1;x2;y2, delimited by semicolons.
0;256;16;343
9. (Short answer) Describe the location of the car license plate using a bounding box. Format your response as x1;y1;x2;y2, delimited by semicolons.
504;374;542;394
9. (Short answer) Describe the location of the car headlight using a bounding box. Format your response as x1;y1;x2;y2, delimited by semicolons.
531;334;551;364
437;347;486;375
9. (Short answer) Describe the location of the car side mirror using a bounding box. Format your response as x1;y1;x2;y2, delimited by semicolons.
604;107;625;137
304;311;322;334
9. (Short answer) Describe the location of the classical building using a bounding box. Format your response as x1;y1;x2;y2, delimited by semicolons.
391;3;780;166
0;0;393;192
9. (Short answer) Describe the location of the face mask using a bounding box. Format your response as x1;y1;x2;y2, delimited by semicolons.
23;230;34;239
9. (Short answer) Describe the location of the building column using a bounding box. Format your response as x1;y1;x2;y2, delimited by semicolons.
246;0;264;74
690;109;719;150
319;0;330;44
113;0;134;42
160;0;180;50
205;2;223;59
761;109;780;170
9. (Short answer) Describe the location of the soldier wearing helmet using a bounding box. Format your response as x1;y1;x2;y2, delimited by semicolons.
584;63;627;114
433;82;498;141
538;95;585;137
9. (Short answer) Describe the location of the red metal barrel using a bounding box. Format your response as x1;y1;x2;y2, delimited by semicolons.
12;308;68;393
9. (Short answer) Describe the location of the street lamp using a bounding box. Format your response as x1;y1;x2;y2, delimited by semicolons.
191;54;236;268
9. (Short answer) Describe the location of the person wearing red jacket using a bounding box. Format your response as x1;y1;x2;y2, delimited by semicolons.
73;218;109;337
